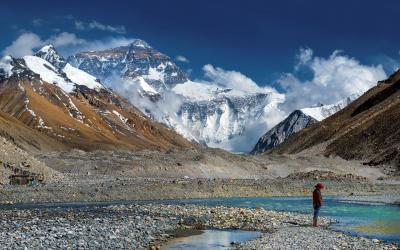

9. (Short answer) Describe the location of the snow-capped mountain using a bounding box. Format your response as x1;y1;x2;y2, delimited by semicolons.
68;39;188;92
251;94;359;154
34;45;67;69
68;40;284;151
0;47;193;151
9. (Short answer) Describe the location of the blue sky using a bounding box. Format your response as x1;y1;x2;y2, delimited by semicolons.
1;0;399;86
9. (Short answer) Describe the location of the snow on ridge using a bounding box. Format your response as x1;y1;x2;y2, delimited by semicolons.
38;45;54;53
112;110;128;124
300;107;326;121
146;67;164;81
301;93;360;121
171;80;277;102
23;56;75;92
23;55;105;93
63;63;104;91
136;77;159;94
172;81;218;101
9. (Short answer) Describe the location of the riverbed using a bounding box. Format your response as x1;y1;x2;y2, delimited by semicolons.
0;196;398;249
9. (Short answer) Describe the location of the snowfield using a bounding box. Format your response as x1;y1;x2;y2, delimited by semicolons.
23;56;75;93
63;63;104;91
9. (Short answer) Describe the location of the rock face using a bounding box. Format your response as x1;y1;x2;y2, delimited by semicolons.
68;40;284;152
252;95;358;154
0;47;193;152
252;110;317;154
273;69;400;172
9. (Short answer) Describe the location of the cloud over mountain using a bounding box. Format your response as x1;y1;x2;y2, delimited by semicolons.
278;48;387;112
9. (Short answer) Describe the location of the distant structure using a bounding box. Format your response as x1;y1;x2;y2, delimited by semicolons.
1;161;44;186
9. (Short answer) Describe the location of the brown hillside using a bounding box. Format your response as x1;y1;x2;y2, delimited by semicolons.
273;70;400;169
0;76;194;152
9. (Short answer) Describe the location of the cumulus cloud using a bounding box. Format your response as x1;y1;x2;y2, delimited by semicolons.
175;55;189;63
202;64;277;94
47;32;86;47
75;20;126;34
278;48;387;112
2;32;43;57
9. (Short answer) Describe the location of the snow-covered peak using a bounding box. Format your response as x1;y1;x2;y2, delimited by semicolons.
23;55;75;92
35;44;67;69
301;94;360;121
38;44;55;53
22;55;105;93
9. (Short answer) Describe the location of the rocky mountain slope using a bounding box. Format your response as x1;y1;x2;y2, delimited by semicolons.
252;95;358;154
0;47;193;152
251;110;317;154
272;70;400;172
68;40;284;151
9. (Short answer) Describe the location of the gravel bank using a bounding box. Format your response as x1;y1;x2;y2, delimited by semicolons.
0;204;397;249
1;177;400;205
239;226;398;250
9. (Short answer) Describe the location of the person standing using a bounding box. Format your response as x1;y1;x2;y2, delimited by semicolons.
312;183;324;227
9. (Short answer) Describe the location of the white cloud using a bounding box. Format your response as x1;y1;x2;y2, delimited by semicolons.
175;55;189;63
278;48;387;112
55;36;136;56
2;31;135;58
202;64;277;94
2;32;43;57
47;32;86;47
75;20;126;34
70;37;135;52
295;47;313;70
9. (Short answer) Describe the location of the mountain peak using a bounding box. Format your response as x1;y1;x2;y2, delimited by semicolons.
128;39;151;49
37;44;55;53
34;44;66;69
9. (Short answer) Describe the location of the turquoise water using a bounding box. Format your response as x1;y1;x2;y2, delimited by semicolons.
162;229;262;250
166;197;400;244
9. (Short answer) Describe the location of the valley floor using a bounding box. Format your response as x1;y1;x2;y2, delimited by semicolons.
1;148;399;249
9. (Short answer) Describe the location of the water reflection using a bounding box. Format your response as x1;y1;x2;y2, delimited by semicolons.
162;229;262;250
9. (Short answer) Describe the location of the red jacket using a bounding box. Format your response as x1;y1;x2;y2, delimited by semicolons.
313;189;323;206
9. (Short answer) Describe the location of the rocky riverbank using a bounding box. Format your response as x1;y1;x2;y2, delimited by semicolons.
0;203;397;249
